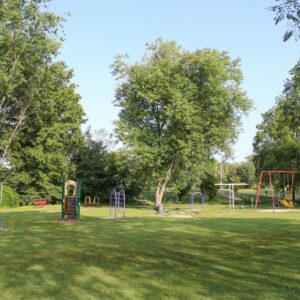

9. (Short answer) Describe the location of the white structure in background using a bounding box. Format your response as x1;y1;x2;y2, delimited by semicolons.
215;183;248;214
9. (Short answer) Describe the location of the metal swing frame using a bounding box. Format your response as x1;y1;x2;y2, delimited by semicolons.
255;170;300;210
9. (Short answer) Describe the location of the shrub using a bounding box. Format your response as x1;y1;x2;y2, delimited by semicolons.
1;185;20;207
200;173;217;201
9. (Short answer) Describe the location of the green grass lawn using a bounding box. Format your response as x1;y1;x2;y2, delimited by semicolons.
1;204;300;299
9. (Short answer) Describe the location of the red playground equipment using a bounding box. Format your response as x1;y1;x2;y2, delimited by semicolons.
84;196;100;205
33;192;48;206
34;200;47;206
255;170;300;209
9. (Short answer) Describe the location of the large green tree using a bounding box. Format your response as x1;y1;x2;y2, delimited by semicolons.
253;60;300;173
8;62;85;201
112;39;252;209
0;0;85;201
0;0;64;165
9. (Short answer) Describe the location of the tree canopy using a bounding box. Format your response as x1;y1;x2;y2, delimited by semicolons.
8;62;84;201
0;0;85;201
0;0;65;165
224;160;256;186
112;39;252;208
270;0;300;41
253;60;300;172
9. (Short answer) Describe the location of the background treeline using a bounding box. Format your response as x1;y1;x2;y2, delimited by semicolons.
2;0;300;207
0;0;83;205
0;1;251;207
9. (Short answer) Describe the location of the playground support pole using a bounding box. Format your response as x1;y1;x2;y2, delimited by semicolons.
255;172;264;209
77;179;81;220
201;194;206;208
190;196;194;210
122;189;126;217
61;180;65;219
290;173;295;200
269;171;276;210
230;185;233;214
109;190;113;218
124;194;126;217
117;191;120;216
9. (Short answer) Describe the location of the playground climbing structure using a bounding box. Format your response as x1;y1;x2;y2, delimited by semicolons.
109;188;126;219
61;179;81;220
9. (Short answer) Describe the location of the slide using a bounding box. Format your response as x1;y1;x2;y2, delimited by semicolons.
278;199;294;208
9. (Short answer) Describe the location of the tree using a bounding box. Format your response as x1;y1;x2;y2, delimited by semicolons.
253;60;300;176
235;162;256;186
200;173;218;201
75;129;150;203
75;128;114;200
0;1;86;201
0;185;20;207
171;158;216;202
224;161;256;186
8;62;85;201
108;150;151;202
270;0;300;41
111;39;252;209
0;0;64;165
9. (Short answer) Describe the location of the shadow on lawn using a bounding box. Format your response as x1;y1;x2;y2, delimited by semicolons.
0;212;300;299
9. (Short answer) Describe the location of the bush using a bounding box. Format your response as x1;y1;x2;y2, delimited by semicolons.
1;185;20;207
200;173;217;201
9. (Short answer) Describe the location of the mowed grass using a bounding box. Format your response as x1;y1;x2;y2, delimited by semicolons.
0;205;300;299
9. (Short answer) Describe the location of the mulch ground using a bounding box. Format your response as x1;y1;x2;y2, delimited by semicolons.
52;219;81;224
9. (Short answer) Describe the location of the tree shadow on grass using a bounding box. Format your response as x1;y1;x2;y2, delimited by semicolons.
0;212;300;299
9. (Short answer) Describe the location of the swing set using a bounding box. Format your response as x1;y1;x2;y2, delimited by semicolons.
255;170;300;210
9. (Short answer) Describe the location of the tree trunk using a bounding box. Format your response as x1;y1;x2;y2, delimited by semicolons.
155;183;166;209
154;162;174;210
0;104;29;165
0;96;5;112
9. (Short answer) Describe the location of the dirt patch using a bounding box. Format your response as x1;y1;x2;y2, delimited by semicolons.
157;213;195;218
52;219;81;224
0;227;9;232
102;216;132;220
256;209;300;213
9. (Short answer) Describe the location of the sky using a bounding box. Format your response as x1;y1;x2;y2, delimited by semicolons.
48;0;300;161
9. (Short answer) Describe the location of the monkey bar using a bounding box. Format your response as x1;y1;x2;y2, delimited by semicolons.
216;183;248;214
255;170;300;210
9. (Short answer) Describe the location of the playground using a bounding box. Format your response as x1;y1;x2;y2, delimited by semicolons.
1;1;300;299
0;204;300;300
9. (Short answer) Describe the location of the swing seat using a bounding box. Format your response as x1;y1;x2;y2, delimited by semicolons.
278;198;294;208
